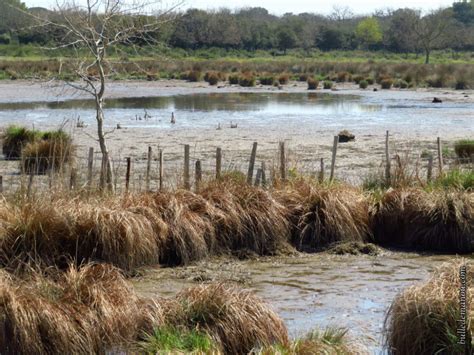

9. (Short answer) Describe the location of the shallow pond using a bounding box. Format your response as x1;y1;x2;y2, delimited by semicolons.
132;252;460;354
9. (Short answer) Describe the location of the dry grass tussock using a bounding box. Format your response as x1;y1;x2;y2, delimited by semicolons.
0;264;289;355
164;282;289;354
372;188;474;253
0;263;162;354
384;259;474;354
275;179;372;251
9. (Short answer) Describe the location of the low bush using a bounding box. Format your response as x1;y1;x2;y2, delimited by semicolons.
228;73;239;85
277;74;289;85
259;75;274;85
454;139;474;159
380;79;393;89
2;125;39;160
359;80;368;89
307;77;319;90
323;80;333;89
238;73;256;87
204;71;219;85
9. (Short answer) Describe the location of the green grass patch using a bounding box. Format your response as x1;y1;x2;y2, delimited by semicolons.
140;327;216;354
454;139;474;159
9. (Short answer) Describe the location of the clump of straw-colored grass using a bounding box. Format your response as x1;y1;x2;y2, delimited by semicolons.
165;283;289;354
1;125;39;160
372;188;474;252
384;259;473;354
276;180;371;251
200;176;291;255
0;263;162;354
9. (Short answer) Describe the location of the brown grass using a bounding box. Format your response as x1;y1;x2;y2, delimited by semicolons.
372;188;474;253
276;180;371;251
0;263;162;354
384;259;473;354
166;283;289;354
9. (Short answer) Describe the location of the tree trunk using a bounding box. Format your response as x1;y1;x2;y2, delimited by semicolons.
96;100;114;193
424;49;430;64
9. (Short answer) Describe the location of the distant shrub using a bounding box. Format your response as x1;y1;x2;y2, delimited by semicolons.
323;80;333;89
307;77;319;90
278;74;289;85
228;74;239;85
394;79;408;89
455;78;469;90
426;75;445;88
454;140;474;159
298;73;309;82
366;77;375;85
259;75;275;85
336;71;351;82
353;75;364;84
359;80;368;89
380;79;393;89
238;74;256;87
204;71;219;85
187;70;202;82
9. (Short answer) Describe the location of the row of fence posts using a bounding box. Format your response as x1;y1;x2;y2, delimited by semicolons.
0;133;462;196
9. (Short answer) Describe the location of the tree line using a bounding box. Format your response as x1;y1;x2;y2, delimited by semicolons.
1;0;474;63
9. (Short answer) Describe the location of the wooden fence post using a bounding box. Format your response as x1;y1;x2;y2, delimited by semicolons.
184;144;190;190
255;168;262;186
0;176;3;194
261;161;267;187
159;149;164;191
427;155;433;182
319;158;324;183
385;130;391;184
125;157;131;192
195;160;202;193
437;137;444;176
330;136;338;181
146;146;152;191
87;147;94;188
27;170;34;198
247;142;258;184
279;141;286;181
216;147;222;179
69;168;77;190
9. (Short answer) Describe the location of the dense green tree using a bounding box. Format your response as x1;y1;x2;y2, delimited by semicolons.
355;17;382;49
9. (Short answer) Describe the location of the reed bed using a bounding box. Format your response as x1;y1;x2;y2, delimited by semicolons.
0;179;472;271
0;264;290;354
384;259;473;354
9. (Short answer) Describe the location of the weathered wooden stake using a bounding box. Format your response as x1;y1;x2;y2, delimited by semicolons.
247;142;258;184
125;157;131;192
427;155;433;182
69;168;77;190
437;137;444;176
184;144;190;190
159;149;164;191
146;146;152;191
319;158;325;183
330;136;338;181
279;141;286;181
385;130;391;183
216;147;222;179
195;160;202;192
0;176;3;194
255;168;262;186
87;147;94;188
261;161;267;187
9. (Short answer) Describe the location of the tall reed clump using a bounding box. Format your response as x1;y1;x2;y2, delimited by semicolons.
0;263;162;355
372;188;474;253
162;283;289;354
0;197;167;270
1;125;38;160
21;130;74;174
307;77;319;90
454;139;474;159
199;177;291;256
276;180;371;251
384;259;473;354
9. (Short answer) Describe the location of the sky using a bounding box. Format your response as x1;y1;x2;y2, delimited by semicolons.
22;0;456;15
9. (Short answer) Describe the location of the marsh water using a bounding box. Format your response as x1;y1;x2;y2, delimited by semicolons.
0;92;472;137
133;252;458;354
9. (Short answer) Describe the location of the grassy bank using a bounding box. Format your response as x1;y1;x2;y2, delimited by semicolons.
0;176;471;271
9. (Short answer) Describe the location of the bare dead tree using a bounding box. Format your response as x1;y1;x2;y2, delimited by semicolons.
24;0;181;192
